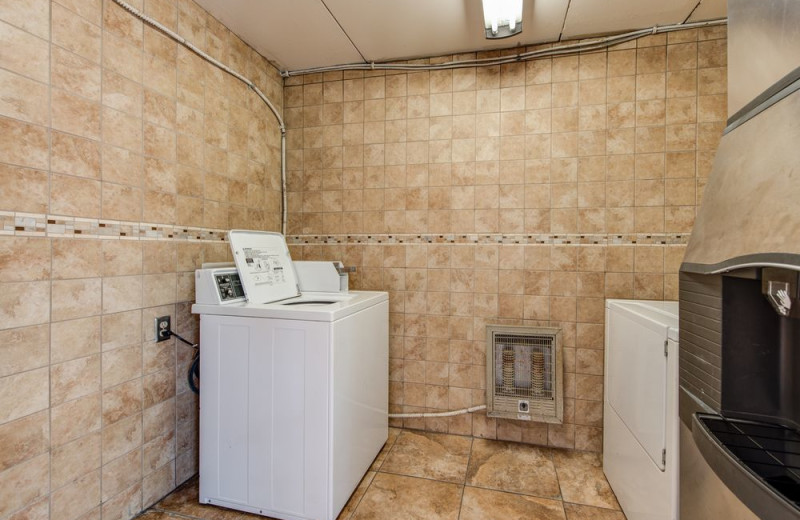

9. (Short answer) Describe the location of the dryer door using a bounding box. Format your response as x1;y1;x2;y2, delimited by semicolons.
607;303;669;470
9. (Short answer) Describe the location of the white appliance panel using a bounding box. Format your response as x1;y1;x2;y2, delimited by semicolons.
197;290;387;520
272;328;309;516
331;301;389;513
199;314;331;519
218;324;250;504
604;300;679;520
605;340;679;520
247;325;273;510
607;307;668;469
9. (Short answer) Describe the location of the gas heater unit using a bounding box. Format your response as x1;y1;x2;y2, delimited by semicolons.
486;325;563;423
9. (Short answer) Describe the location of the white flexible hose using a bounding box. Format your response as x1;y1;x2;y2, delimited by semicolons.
111;0;289;235
388;405;487;419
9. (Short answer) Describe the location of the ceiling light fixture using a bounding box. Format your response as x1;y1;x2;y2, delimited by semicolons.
482;0;523;39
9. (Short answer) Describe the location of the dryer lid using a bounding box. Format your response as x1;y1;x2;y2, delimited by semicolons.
228;230;300;304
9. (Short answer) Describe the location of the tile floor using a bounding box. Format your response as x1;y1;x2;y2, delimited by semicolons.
139;429;626;520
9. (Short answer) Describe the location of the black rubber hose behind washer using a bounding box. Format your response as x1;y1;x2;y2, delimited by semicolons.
188;354;200;394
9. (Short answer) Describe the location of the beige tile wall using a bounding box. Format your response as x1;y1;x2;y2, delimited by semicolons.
285;27;728;451
0;0;282;518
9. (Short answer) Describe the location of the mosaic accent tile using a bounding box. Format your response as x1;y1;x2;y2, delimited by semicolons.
286;233;690;246
7;212;230;242
6;211;690;248
0;211;14;235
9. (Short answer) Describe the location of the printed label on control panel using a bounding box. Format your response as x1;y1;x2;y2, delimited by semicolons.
241;247;288;286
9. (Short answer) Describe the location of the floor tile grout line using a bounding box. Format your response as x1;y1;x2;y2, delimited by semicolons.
340;471;377;519
456;435;475;520
376;466;468;486
374;432;599;502
549;445;567;506
456;481;466;520
460;482;563;503
373;428;401;471
342;428;403;518
148;430;624;518
146;507;206;519
377;462;574;501
552;451;625;512
463;435;474;486
561;499;625;512
379;429;474;482
151;485;624;520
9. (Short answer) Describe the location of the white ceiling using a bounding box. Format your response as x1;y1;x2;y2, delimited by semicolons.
195;0;727;72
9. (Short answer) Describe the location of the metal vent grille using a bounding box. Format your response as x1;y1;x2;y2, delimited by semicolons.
486;325;563;423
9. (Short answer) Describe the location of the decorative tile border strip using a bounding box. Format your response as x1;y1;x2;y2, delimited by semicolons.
0;211;229;242
0;211;689;247
286;233;690;246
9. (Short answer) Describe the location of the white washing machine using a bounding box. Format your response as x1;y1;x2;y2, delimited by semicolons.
192;231;388;520
604;299;679;520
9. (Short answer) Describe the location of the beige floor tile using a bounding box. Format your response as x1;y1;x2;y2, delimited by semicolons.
351;473;462;520
380;430;472;483
154;476;268;519
460;486;566;520
552;451;621;510
466;438;561;499
564;503;627;519
369;427;401;471
147;430;629;520
338;471;377;520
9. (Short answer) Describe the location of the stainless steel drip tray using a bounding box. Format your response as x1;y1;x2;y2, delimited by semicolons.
693;413;800;518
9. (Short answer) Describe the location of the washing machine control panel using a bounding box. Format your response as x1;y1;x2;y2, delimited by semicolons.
195;267;247;305
215;273;245;301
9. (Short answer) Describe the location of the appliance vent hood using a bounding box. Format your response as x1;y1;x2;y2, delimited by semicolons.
681;0;800;274
681;77;800;274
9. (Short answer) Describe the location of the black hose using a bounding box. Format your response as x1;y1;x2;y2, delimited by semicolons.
188;353;200;394
162;328;200;394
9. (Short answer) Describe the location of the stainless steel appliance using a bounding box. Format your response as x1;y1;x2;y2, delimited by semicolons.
678;1;800;518
679;270;800;519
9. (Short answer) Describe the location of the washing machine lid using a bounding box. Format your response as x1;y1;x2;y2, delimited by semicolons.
228;230;300;304
192;290;388;321
606;299;679;341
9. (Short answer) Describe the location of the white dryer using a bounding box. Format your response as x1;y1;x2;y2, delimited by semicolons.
603;299;679;520
192;231;388;520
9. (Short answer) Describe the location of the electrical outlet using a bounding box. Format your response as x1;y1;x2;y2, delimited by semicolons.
155;316;171;342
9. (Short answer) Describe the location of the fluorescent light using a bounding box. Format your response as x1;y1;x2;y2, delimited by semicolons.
483;0;523;39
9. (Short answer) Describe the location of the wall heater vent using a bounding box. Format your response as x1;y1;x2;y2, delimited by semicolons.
486;325;563;423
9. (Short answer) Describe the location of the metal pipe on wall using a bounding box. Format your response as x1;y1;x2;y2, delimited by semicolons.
111;0;726;239
111;0;289;235
282;18;727;77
